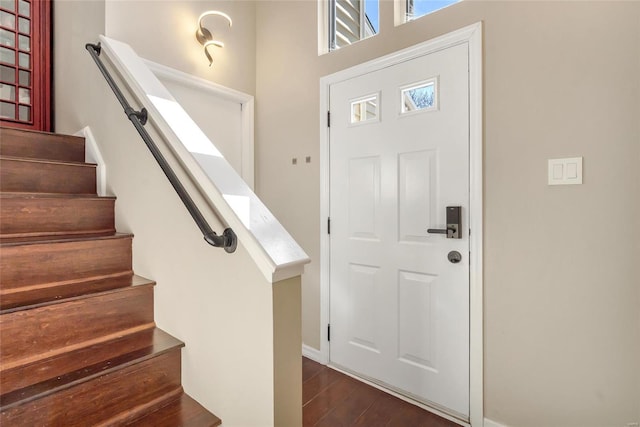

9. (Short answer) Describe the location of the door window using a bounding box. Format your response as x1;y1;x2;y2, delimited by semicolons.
350;93;379;124
0;0;50;130
400;78;438;114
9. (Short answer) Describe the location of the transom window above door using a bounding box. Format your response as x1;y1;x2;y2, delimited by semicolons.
404;0;462;22
328;0;379;51
323;0;463;54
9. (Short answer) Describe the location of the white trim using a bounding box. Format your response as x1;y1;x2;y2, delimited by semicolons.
100;36;309;283
319;73;331;366
302;344;323;363
319;22;483;425
467;22;484;427
484;418;509;427
144;60;255;189
76;126;107;197
318;0;330;55
241;99;255;190
144;60;253;103
394;0;407;27
320;24;481;85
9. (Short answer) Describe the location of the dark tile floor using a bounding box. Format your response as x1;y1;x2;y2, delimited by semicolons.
302;357;460;427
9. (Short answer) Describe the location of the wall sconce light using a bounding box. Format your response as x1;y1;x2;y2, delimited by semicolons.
195;11;232;67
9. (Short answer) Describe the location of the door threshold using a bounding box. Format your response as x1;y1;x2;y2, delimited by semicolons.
328;362;470;427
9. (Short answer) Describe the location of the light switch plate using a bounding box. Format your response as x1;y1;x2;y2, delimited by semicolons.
548;157;583;185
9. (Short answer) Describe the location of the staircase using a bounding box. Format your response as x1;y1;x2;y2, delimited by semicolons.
0;127;222;426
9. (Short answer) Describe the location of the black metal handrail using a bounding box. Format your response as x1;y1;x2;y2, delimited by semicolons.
85;42;237;253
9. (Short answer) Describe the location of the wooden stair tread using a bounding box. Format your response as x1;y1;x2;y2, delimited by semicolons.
0;192;115;200
0;328;183;409
0;231;133;247
0;349;183;426
1;274;153;313
0;155;96;167
0;128;223;426
127;393;222;427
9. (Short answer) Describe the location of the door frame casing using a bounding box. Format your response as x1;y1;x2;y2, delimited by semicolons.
318;22;483;426
144;60;256;189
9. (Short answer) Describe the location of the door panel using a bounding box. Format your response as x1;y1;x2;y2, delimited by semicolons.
348;156;381;240
398;149;437;243
348;262;381;352
397;270;437;370
0;0;50;131
329;43;470;418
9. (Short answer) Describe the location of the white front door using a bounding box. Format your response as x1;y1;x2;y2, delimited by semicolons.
329;43;470;418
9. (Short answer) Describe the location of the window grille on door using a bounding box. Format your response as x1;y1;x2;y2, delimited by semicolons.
0;0;50;131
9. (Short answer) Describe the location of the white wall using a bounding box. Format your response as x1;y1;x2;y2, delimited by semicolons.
157;75;244;176
53;0;640;425
254;1;640;426
53;1;302;426
105;0;256;95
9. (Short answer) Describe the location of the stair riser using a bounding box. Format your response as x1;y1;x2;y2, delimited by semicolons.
0;236;132;290
0;197;115;238
0;349;182;426
0;129;221;426
0;128;85;163
0;284;155;367
0;327;175;400
0;158;96;194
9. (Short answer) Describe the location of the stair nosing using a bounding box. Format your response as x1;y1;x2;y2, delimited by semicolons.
0;155;97;167
0;276;152;311
97;387;184;427
1;229;117;241
0;232;134;247
0;192;115;200
0;329;184;411
0;126;85;142
0;273;154;314
124;392;222;427
0;322;158;374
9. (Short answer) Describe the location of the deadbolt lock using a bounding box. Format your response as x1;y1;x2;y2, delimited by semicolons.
448;251;462;264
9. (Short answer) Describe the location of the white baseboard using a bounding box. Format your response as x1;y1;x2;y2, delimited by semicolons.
75;126;107;196
484;418;509;427
302;344;323;363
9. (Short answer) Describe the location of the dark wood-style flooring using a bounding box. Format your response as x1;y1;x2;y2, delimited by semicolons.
302;357;460;427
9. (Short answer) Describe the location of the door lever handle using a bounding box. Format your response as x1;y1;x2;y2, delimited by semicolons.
427;228;450;234
427;206;462;239
427;226;458;238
